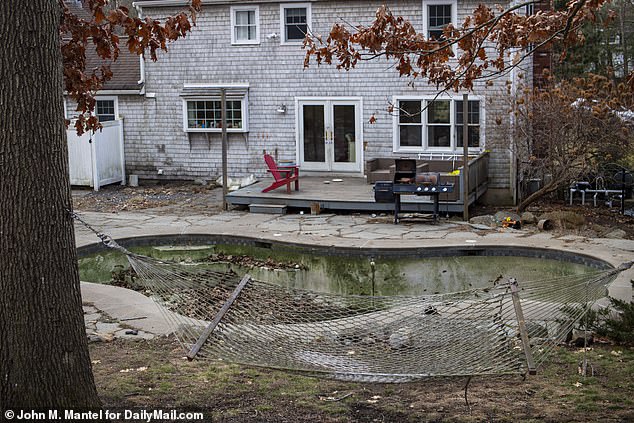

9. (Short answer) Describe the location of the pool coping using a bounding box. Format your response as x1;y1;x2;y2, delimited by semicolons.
77;233;614;271
73;211;634;301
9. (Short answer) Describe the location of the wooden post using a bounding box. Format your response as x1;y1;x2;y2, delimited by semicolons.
221;88;228;211
462;93;469;221
187;274;252;360
509;278;537;375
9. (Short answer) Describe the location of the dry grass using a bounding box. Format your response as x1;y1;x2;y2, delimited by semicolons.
90;337;634;422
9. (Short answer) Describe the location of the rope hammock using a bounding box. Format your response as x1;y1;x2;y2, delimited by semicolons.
73;213;630;383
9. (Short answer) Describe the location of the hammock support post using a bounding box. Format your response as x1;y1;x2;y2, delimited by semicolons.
187;274;252;360
509;278;537;375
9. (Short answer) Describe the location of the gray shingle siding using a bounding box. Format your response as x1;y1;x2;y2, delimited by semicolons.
122;1;526;193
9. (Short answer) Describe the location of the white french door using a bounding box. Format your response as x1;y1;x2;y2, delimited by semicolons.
297;98;362;172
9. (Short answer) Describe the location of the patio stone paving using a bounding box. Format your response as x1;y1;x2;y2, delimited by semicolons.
73;208;634;337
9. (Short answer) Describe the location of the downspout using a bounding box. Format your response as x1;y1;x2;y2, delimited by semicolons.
136;3;146;95
509;49;518;206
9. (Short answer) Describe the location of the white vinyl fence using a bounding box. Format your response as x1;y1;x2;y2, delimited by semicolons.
67;119;125;191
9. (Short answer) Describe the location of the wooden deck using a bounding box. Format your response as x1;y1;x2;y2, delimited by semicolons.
227;176;487;214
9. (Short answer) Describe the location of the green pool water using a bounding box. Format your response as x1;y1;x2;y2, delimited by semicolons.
78;243;595;296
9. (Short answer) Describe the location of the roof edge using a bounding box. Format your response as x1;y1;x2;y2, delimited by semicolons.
64;89;143;96
133;0;313;8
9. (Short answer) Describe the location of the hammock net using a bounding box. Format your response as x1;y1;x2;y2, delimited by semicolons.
74;213;625;383
125;251;618;382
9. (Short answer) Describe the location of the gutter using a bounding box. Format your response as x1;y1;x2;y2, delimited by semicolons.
63;89;143;96
133;0;315;8
136;2;146;96
96;89;143;95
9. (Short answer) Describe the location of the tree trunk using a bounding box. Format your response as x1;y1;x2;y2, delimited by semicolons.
0;0;101;410
516;180;560;212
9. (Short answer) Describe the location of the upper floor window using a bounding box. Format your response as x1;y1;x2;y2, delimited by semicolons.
423;0;457;41
394;97;481;151
280;3;311;43
95;98;116;122
231;6;259;44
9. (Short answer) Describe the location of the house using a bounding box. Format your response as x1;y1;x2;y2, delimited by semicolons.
64;0;146;123
63;0;146;189
79;0;535;204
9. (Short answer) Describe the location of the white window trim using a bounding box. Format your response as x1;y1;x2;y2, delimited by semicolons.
182;96;249;133
280;3;311;45
392;95;484;153
422;0;457;42
394;99;425;152
426;99;453;150
230;5;260;45
95;96;119;122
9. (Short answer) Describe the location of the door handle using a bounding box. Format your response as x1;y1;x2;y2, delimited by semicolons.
324;129;333;144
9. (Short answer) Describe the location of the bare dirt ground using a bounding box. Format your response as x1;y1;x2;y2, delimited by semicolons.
72;182;224;215
90;337;633;422
473;199;634;239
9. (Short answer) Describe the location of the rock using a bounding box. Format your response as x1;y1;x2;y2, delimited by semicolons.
494;211;521;224
96;322;121;334
389;327;413;349
193;178;208;186
540;211;585;229
604;229;627;239
115;329;154;341
83;313;101;323
526;321;549;339
521;211;537;224
87;335;103;344
469;215;496;227
88;333;114;343
83;305;99;314
570;329;594;347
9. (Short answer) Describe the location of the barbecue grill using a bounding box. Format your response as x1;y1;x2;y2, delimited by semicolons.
373;159;454;224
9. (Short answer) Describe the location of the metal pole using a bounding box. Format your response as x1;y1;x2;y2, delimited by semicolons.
621;168;626;215
221;88;228;211
187;274;251;360
509;278;537;375
462;93;469;221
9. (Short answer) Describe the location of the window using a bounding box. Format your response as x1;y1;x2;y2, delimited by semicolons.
455;100;480;148
398;101;423;147
280;3;311;43
231;6;259;44
423;0;457;41
395;98;481;151
427;100;451;147
183;98;248;132
95;98;116;122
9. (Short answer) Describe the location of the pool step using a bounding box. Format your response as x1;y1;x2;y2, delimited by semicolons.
249;203;287;214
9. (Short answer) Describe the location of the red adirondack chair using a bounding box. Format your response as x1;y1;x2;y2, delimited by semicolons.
262;154;300;193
